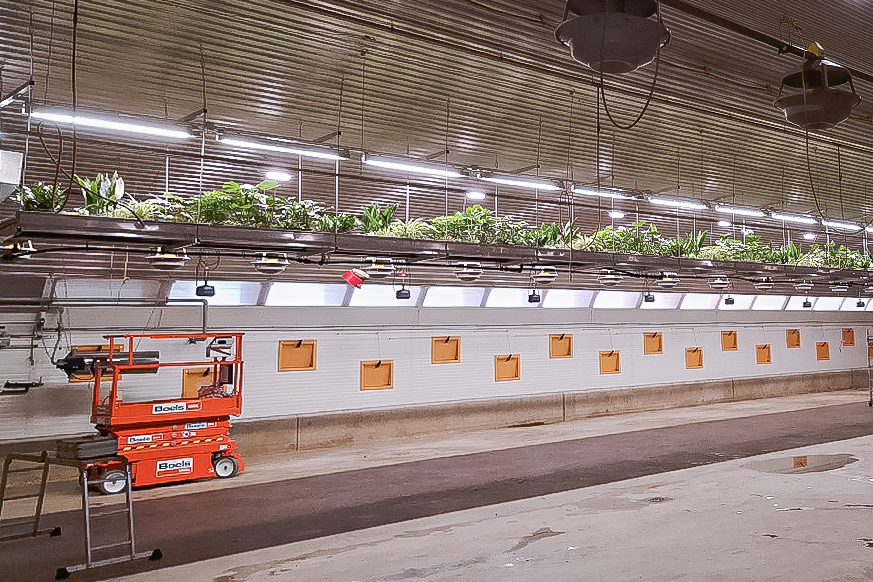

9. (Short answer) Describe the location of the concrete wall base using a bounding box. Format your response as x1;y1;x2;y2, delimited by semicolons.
1;370;865;463
232;369;867;457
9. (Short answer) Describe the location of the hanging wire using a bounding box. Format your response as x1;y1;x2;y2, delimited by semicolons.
444;97;451;215
67;0;80;199
561;90;576;227
42;0;58;103
598;0;665;130
535;116;543;225
360;48;367;156
21;11;35;191
196;44;207;224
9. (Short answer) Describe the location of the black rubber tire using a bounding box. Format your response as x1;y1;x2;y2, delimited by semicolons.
213;456;239;478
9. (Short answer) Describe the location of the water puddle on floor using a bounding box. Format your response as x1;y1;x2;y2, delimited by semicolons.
745;453;858;474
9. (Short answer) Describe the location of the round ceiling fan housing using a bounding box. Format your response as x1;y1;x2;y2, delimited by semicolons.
556;0;669;74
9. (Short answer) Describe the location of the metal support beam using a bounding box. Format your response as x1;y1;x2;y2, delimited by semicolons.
661;0;873;85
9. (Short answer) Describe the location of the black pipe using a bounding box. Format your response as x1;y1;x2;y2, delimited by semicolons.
661;0;873;85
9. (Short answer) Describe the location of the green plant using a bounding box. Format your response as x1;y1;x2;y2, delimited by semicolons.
359;203;397;233
374;219;436;239
660;230;708;258
316;213;359;233
429;205;529;245
75;172;128;215
584;221;666;254
148;193;193;222
191;180;279;226
100;199;165;220
13;182;67;212
765;241;803;265
698;234;769;263
519;221;576;247
269;198;324;230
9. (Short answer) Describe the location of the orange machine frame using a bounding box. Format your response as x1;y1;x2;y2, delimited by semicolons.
86;332;245;489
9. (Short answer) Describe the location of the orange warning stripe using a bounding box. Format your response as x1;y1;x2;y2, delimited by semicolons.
121;436;229;452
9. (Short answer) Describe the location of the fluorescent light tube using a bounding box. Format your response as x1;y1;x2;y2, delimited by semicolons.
648;197;708;210
572;187;635;200
821;219;861;231
31;111;191;139
714;204;766;218
362;154;462;178
265;171;293;182
770;212;817;225
479;175;562;191
221;137;347;161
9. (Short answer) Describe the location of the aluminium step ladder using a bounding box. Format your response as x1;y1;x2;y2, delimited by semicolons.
0;451;160;579
56;463;161;580
0;451;63;542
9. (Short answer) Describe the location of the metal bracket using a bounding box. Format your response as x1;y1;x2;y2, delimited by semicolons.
177;107;207;124
425;148;450;160
0;79;34;109
2;379;43;394
312;130;341;144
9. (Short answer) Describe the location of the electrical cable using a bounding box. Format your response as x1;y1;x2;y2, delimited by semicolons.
597;0;665;130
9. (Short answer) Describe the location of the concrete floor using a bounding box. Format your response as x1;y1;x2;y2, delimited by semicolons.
112;437;873;582
2;391;872;581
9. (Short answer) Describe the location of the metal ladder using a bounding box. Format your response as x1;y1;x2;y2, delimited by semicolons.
0;451;63;542
56;464;161;579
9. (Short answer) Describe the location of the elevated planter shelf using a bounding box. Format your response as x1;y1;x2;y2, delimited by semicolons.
0;212;865;293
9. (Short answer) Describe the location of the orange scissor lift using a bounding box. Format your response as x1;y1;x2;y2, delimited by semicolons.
80;332;245;493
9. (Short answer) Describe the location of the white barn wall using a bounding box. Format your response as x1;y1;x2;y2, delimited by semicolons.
0;305;870;442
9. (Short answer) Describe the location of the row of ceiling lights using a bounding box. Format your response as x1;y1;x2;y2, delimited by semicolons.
26;110;870;235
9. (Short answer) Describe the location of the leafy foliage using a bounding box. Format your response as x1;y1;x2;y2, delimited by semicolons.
13;182;67;212
430;205;529;245
75;172;128;215
193;181;281;227
316;213;359;233
374;219;435;239
359;203;397;233
25;171;873;271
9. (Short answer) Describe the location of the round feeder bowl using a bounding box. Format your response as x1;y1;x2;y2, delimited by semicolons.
775;88;860;130
566;0;658;17
556;13;669;74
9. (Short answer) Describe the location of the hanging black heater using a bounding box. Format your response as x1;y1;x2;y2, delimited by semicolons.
774;43;861;130
555;0;670;74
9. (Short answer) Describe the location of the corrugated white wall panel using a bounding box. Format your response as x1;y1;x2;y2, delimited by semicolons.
1;306;871;441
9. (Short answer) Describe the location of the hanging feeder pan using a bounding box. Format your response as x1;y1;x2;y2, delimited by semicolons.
556;13;669;74
566;0;658;17
774;57;860;130
775;89;860;130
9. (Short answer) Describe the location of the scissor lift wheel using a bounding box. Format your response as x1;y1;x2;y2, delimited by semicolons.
213;456;239;478
98;470;129;495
